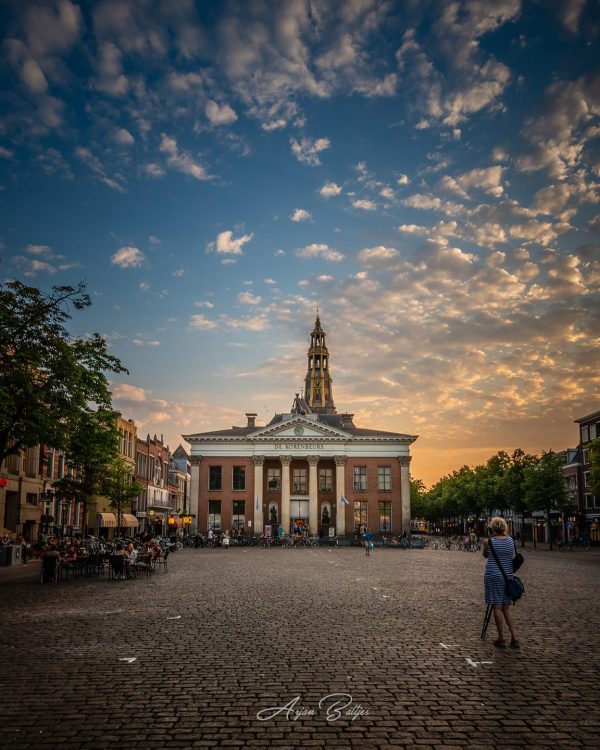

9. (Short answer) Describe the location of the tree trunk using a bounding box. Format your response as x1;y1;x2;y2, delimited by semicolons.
521;512;526;547
547;507;552;550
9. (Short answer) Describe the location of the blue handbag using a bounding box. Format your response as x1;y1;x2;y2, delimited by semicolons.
489;539;525;604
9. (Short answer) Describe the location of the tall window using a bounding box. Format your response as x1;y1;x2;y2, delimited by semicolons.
47;449;55;479
209;465;222;491
378;501;391;532
233;466;246;491
267;467;281;491
581;426;589;443
354;501;368;533
208;500;221;531
319;468;333;492
378;466;391;492
232;500;245;529
293;468;307;493
353;466;367;491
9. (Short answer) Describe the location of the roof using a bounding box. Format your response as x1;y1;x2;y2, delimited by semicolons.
574;410;600;424
183;411;417;441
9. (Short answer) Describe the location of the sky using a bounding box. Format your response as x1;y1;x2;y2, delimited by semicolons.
1;0;599;487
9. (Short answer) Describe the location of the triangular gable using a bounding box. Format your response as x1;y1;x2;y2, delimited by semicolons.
251;415;349;440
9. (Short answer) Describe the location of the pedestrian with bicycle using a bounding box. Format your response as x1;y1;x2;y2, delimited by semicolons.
482;516;520;649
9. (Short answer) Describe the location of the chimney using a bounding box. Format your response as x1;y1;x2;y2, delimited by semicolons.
246;413;257;428
341;413;354;427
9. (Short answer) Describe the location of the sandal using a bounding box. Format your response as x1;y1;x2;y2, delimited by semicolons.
510;639;520;649
493;639;507;648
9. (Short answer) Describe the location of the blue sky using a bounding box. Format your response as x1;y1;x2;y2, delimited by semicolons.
1;0;599;485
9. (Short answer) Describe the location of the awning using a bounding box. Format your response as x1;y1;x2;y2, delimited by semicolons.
97;512;117;528
121;513;139;528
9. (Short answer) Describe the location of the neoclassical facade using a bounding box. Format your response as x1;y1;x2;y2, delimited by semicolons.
183;315;417;537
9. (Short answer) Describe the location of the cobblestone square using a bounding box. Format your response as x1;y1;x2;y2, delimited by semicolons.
1;546;599;749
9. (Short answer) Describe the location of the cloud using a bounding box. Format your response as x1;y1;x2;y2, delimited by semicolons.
224;314;270;331
290;208;311;222
112;127;135;146
352;199;377;211
159;133;210;181
188;314;218;331
111;246;145;268
397;174;410;185
359;246;400;265
26;244;54;257
75;146;127;192
132;339;161;347
438;166;504;199
205;100;238;125
319;181;342;197
111;383;147;402
194;300;214;308
264;277;277;284
94;42;129;96
296;243;344;262
238;291;262;305
290;136;330;166
207;230;254;256
12;256;57;276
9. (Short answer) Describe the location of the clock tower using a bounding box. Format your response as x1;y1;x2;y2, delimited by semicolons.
304;312;336;414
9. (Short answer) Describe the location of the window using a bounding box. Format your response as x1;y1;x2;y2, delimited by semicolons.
379;501;391;532
208;500;221;531
290;499;309;521
319;468;333;492
584;472;590;488
128;432;133;457
209;466;222;491
585;494;593;509
378;466;391;492
26;493;38;505
233;501;245;529
233;466;246;491
267;468;281;491
354;501;368;533
293;468;307;493
591;424;597;440
583;449;589;465
57;453;65;479
353;466;367;492
46;449;55;479
581;426;589;443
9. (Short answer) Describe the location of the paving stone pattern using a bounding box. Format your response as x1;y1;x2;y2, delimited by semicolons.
1;545;599;749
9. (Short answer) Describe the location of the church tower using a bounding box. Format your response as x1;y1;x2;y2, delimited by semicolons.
304;313;336;414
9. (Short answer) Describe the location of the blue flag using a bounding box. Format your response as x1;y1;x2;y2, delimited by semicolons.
341;495;349;506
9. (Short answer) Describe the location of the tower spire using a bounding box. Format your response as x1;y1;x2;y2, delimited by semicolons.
304;313;335;414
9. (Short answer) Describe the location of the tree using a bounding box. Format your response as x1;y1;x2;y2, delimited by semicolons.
588;438;600;501
52;409;120;536
501;449;538;547
102;455;143;536
523;451;569;550
0;279;126;465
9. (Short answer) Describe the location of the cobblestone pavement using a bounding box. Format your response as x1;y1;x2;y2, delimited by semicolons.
1;545;599;749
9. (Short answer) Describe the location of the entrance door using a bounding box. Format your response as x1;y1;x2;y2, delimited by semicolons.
289;499;309;534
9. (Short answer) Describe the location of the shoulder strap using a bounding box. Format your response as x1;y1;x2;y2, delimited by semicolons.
488;538;509;583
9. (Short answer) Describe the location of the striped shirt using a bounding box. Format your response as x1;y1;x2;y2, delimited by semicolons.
486;536;515;578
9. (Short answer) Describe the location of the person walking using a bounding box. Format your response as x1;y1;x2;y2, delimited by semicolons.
363;527;373;557
482;516;520;648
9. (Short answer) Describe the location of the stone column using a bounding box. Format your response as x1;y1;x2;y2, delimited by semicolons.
189;455;202;534
253;456;265;536
399;455;412;536
335;456;347;536
308;456;319;536
280;456;292;534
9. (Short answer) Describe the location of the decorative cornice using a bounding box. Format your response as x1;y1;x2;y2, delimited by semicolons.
398;456;412;466
189;456;202;467
252;455;265;466
334;456;347;466
280;456;293;466
308;455;320;466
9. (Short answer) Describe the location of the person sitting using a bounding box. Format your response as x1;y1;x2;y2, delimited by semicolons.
110;543;127;580
147;539;161;560
125;543;138;578
41;544;61;582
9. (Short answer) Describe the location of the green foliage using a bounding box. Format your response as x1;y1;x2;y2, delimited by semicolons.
588;438;600;500
0;279;126;465
102;455;144;531
522;451;569;513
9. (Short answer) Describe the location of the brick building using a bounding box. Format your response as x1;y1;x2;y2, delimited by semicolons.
184;315;417;538
574;409;600;542
135;433;173;535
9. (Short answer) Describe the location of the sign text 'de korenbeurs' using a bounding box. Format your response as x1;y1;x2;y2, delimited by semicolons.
273;443;325;450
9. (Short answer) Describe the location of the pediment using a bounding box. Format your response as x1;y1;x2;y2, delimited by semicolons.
251;416;349;440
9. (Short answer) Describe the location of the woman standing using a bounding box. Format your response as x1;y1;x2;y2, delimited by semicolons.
483;517;520;648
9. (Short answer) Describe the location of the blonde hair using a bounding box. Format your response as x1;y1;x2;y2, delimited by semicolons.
490;516;508;535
